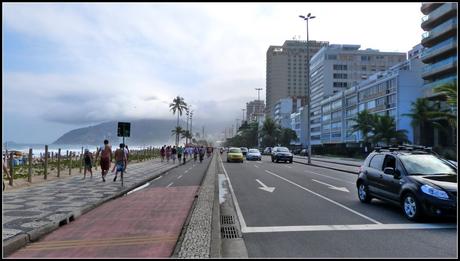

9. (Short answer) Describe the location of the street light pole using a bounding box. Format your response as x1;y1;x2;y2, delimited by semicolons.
299;13;315;165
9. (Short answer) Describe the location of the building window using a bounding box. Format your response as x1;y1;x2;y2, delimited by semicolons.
331;111;341;120
361;55;370;61
367;100;376;109
322;114;331;121
327;54;337;60
346;96;357;105
333;73;348;79
332;100;342;110
358;103;366;112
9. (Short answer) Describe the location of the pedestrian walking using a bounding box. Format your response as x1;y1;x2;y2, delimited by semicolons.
193;147;198;162
124;145;129;172
166;146;171;163
160;146;166;162
177;146;183;164
199;146;205;163
113;143;127;182
97;140;112;182
83;149;93;179
171;146;177;164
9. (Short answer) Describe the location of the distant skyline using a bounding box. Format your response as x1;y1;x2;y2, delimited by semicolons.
3;2;424;143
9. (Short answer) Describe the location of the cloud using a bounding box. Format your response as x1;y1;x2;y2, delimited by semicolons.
3;3;423;143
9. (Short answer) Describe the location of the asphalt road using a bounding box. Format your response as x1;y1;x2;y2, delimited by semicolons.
219;154;457;258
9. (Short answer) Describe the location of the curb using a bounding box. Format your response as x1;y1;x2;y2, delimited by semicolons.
2;159;187;257
293;160;359;174
293;156;361;167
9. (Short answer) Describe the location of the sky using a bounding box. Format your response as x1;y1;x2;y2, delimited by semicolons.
2;2;425;144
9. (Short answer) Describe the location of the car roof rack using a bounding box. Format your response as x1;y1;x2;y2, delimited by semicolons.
374;144;435;154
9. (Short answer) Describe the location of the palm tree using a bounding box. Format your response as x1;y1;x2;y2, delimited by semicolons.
433;81;457;128
181;130;192;145
351;110;378;151
433;81;457;107
260;118;281;147
402;98;445;146
171;126;184;144
169;96;188;145
371;115;408;146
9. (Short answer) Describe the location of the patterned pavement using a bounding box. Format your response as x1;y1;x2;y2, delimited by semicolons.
2;158;183;244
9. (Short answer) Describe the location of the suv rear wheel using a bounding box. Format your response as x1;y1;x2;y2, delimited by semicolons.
402;193;423;221
358;182;372;203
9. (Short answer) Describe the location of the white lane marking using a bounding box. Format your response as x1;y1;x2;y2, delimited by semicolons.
264;170;382;225
220;156;248;230
312;179;350;193
177;175;183;179
126;182;150;195
243;223;457;233
304;170;355;185
184;170;189;174
166;182;174;188
255;179;276;193
254;165;260;168
152;175;162;181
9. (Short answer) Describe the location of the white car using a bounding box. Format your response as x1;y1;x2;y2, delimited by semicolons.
246;149;262;161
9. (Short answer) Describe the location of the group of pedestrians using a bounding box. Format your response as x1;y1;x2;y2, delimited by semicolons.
82;140;129;183
160;145;213;164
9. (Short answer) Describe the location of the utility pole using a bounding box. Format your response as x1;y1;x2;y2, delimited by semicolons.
255;88;263;101
299;13;315;165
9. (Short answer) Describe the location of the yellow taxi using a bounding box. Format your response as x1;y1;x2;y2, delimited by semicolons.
227;147;244;163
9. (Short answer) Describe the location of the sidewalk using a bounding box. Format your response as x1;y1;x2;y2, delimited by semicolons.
2;157;189;256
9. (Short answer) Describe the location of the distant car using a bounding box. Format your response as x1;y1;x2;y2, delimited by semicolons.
263;147;272;155
299;149;309;156
357;146;457;221
227;147;244;163
240;147;249;156
292;148;302;155
271;147;293;163
246;149;262;161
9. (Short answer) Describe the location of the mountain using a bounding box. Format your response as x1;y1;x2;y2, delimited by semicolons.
52;119;185;146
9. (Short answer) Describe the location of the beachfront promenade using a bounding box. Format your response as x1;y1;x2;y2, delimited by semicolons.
2;157;187;256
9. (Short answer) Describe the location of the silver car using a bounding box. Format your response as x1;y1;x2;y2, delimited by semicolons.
246;149;262;161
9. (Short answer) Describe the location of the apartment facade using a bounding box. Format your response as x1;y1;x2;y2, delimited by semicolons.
273;97;303;129
308;44;407;144
317;52;424;145
266;40;329;117
420;2;457;97
246;100;265;122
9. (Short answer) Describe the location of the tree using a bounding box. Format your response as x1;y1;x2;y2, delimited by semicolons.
181;130;192;145
260;118;281;148
371;115;408;146
351;110;378;151
433;81;457;128
279;128;298;147
402;98;445;145
169;96;188;145
171;126;184;144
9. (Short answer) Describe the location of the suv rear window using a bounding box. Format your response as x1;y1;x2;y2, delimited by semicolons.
369;154;385;170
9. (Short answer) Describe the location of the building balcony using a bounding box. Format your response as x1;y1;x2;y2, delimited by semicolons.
421;37;457;63
421;3;443;15
422;76;457;97
422;57;457;80
421;3;457;30
421;18;457;47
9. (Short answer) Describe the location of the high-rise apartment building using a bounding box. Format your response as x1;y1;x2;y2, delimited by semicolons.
266;40;329;117
246;100;265;122
308;44;407;144
420;2;457;97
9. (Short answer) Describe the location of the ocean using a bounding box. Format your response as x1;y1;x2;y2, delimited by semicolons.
3;143;165;158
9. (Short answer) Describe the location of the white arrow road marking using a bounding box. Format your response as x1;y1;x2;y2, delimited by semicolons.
312;179;350;193
256;179;275;193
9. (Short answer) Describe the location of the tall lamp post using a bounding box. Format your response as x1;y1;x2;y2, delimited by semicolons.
299;13;315;164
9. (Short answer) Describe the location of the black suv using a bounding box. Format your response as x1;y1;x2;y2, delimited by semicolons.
271;147;293;163
356;145;457;221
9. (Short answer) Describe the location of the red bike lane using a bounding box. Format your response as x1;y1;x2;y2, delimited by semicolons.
9;186;199;258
